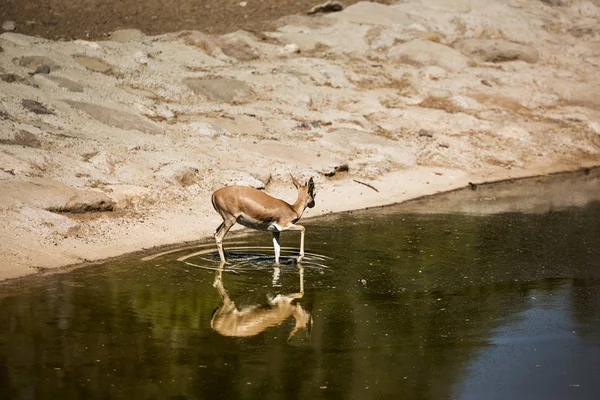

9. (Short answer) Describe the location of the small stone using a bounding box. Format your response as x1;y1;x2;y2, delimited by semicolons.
185;77;254;104
308;1;345;15
279;43;300;55
30;65;51;76
72;55;113;74
418;129;433;137
2;20;16;32
133;51;149;65
218;37;259;61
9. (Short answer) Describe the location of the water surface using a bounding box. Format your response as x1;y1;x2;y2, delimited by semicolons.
1;172;600;400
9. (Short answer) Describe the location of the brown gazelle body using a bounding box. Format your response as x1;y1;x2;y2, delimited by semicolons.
211;176;315;264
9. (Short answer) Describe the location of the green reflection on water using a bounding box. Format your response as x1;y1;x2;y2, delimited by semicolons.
1;200;600;400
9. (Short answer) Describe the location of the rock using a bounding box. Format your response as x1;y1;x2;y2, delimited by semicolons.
133;51;150;65
180;30;259;61
0;32;36;46
73;40;101;49
42;75;84;92
18;56;58;72
279;43;300;55
110;29;144;42
21;99;54;115
418;129;433;138
218;37;259;61
184;77;254;103
53;193;114;213
72;55;113;74
30;65;51;76
0;179;114;213
388;39;470;72
2;20;16;32
64;101;163;135
307;1;345;15
0;130;42;148
453;39;540;64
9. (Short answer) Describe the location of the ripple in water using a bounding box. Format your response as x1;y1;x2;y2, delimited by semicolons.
142;242;331;272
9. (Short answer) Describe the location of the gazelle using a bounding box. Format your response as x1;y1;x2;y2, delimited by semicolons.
211;264;311;340
211;175;316;264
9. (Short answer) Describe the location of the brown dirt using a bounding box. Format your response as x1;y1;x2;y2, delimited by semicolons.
1;0;393;40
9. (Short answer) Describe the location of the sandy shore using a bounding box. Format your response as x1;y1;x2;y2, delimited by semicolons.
1;1;600;281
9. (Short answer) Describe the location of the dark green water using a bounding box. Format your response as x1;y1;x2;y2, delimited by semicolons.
1;194;600;399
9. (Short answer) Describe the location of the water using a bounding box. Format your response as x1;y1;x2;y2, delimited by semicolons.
1;173;600;399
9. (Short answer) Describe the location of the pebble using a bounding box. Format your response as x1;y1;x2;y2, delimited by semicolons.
133;51;149;65
308;1;344;15
280;43;300;55
30;65;51;76
2;20;16;32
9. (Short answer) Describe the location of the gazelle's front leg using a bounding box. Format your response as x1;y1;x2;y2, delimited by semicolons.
272;231;281;265
286;224;306;262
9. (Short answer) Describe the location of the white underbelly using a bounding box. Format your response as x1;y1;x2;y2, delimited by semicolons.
237;214;281;231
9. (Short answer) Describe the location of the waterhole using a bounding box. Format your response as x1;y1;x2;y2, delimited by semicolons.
1;169;600;399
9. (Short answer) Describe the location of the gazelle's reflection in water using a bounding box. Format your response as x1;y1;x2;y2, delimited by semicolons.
211;263;311;341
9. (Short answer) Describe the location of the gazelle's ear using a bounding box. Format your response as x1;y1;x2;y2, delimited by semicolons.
290;174;301;189
308;177;315;193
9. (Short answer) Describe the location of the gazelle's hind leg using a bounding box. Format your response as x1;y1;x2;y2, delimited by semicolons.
214;218;235;263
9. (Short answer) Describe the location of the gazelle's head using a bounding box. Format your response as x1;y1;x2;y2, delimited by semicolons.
291;175;316;209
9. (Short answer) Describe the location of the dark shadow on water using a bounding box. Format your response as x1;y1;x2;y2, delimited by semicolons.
1;169;600;399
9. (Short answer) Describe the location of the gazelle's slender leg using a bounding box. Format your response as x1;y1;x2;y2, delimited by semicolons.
272;231;281;264
286;224;306;262
214;218;235;263
298;265;304;293
213;261;228;299
272;265;281;287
